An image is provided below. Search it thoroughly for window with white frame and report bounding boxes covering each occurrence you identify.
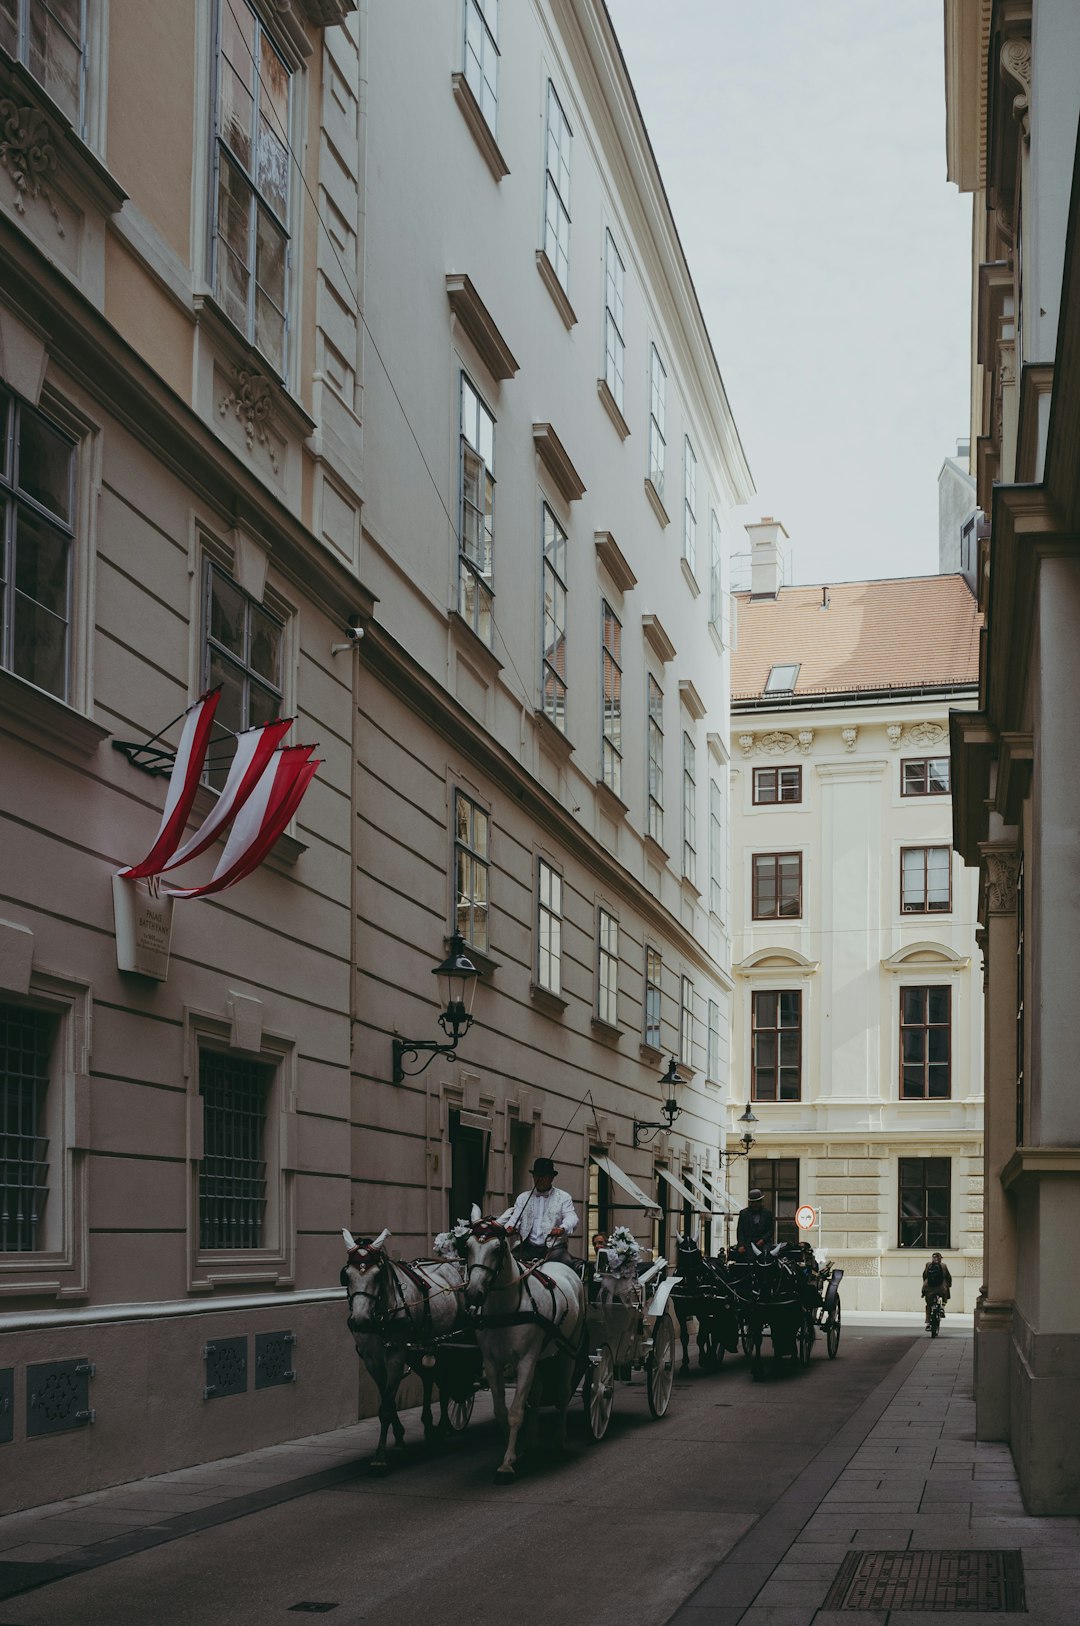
[707,999,720,1082]
[203,562,284,790]
[212,0,292,375]
[537,859,562,994]
[683,438,697,573]
[0,1002,57,1252]
[198,1048,275,1250]
[648,344,666,496]
[454,790,490,952]
[603,230,625,411]
[541,504,567,733]
[601,599,622,798]
[0,0,86,131]
[644,947,662,1050]
[682,731,697,884]
[543,81,572,290]
[597,908,618,1026]
[709,511,722,630]
[458,373,495,646]
[680,974,694,1068]
[647,675,664,845]
[901,846,952,914]
[709,778,722,916]
[462,0,498,132]
[0,387,76,703]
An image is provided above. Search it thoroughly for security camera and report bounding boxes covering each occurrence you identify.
[331,624,365,656]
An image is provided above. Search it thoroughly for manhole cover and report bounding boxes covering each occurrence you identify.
[824,1550,1025,1612]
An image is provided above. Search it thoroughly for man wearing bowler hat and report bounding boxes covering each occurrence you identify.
[497,1157,579,1264]
[735,1187,776,1254]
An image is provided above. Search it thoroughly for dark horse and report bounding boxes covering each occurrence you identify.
[734,1242,818,1381]
[670,1235,741,1373]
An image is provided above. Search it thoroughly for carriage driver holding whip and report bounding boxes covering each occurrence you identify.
[497,1157,579,1265]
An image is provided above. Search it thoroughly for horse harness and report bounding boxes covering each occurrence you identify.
[342,1243,457,1343]
[466,1222,582,1361]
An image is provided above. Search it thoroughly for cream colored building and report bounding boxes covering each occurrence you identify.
[0,0,750,1510]
[728,526,983,1311]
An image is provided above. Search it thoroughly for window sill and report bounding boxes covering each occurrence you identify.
[444,937,500,978]
[0,51,128,217]
[681,874,702,900]
[709,621,725,658]
[530,982,567,1017]
[644,477,670,528]
[448,609,503,673]
[639,1041,664,1066]
[595,778,629,821]
[643,834,669,867]
[535,709,574,761]
[194,295,317,441]
[450,73,509,182]
[535,249,577,330]
[597,377,631,440]
[591,1016,623,1045]
[0,669,109,757]
[681,557,701,598]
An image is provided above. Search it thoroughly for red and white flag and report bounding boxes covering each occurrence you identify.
[118,690,221,881]
[156,716,294,873]
[162,746,320,900]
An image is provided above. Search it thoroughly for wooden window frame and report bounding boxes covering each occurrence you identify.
[901,845,952,913]
[748,1156,800,1246]
[752,765,802,805]
[751,851,803,919]
[751,989,802,1102]
[901,757,951,797]
[898,1156,951,1250]
[899,984,951,1100]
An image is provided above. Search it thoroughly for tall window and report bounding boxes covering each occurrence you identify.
[454,790,489,952]
[458,374,495,646]
[0,0,86,129]
[680,974,694,1067]
[603,230,625,412]
[900,986,951,1099]
[587,1153,610,1241]
[199,1050,273,1250]
[751,990,801,1101]
[1016,855,1025,1146]
[752,852,802,919]
[0,388,75,703]
[749,1157,799,1246]
[213,0,291,374]
[709,510,722,629]
[647,676,664,844]
[682,732,697,883]
[899,1157,951,1249]
[204,563,284,790]
[463,0,498,132]
[902,757,951,796]
[601,600,622,798]
[644,947,662,1050]
[543,81,572,290]
[901,846,951,913]
[753,766,802,805]
[449,1108,490,1228]
[707,999,720,1082]
[597,909,618,1026]
[683,438,697,573]
[709,779,722,916]
[0,1003,55,1252]
[537,860,562,994]
[541,504,567,732]
[648,344,666,496]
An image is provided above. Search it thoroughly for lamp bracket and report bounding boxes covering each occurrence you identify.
[392,1038,462,1084]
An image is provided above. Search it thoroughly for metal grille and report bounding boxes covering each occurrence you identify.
[204,1336,248,1399]
[824,1550,1025,1612]
[26,1358,94,1436]
[0,1366,12,1445]
[199,1051,271,1250]
[0,1005,54,1252]
[254,1331,296,1389]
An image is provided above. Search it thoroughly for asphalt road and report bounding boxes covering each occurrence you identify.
[1,1327,919,1626]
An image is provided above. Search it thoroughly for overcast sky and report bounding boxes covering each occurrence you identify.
[607,0,974,587]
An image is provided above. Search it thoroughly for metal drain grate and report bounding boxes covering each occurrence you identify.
[824,1549,1025,1612]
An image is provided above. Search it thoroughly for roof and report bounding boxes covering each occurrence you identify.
[731,575,981,703]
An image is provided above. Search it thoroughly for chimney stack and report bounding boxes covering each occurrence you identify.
[745,516,788,600]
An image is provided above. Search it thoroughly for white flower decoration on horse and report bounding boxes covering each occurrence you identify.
[432,1218,472,1262]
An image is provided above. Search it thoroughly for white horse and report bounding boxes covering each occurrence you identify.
[461,1206,586,1483]
[340,1227,465,1473]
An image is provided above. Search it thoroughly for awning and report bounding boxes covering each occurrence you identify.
[590,1152,661,1214]
[694,1169,739,1216]
[656,1166,711,1214]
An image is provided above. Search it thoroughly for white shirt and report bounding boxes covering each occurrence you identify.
[497,1186,579,1246]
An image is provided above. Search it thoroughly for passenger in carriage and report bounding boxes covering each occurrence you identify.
[735,1188,776,1254]
[497,1157,579,1264]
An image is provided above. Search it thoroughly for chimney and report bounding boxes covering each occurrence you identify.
[745,516,788,600]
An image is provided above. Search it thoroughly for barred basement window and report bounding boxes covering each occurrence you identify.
[0,1005,55,1253]
[199,1050,273,1250]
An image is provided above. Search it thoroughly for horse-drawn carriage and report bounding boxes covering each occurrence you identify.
[729,1242,843,1380]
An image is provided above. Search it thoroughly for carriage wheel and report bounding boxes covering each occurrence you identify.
[826,1301,841,1359]
[647,1315,676,1419]
[739,1318,753,1357]
[797,1312,815,1366]
[583,1345,615,1441]
[444,1392,474,1432]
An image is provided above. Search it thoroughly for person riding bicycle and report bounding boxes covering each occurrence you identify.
[921,1252,952,1327]
[497,1157,578,1264]
[735,1188,776,1254]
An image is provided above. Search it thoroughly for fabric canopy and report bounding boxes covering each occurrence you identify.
[692,1168,739,1216]
[656,1166,711,1214]
[590,1152,660,1214]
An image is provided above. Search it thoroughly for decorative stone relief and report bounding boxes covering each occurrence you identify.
[998,341,1016,388]
[738,733,754,758]
[219,365,279,471]
[759,730,797,756]
[886,724,903,750]
[841,726,858,752]
[797,729,814,755]
[0,100,63,233]
[985,851,1020,914]
[905,721,947,748]
[1001,38,1031,120]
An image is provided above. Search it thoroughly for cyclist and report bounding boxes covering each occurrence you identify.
[921,1252,952,1328]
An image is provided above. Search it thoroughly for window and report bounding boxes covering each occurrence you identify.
[648,344,666,496]
[709,511,722,630]
[899,1157,951,1249]
[603,230,625,412]
[458,374,495,646]
[1016,855,1025,1146]
[682,731,697,883]
[0,388,75,702]
[680,975,694,1068]
[0,0,86,129]
[453,790,489,952]
[212,0,292,374]
[601,600,622,798]
[203,563,284,790]
[0,1003,56,1252]
[597,909,618,1026]
[541,504,567,732]
[707,999,720,1082]
[751,990,801,1101]
[752,852,802,920]
[764,663,799,694]
[587,1153,610,1241]
[543,81,572,290]
[644,947,662,1050]
[653,1169,668,1261]
[753,766,802,805]
[900,986,951,1099]
[902,757,951,797]
[537,859,562,994]
[647,675,664,845]
[449,1107,489,1228]
[683,438,697,573]
[199,1049,274,1250]
[462,0,498,132]
[709,779,722,916]
[749,1157,799,1246]
[901,846,951,913]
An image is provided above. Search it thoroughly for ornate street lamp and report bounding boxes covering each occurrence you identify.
[718,1102,759,1166]
[392,934,479,1082]
[633,1057,684,1147]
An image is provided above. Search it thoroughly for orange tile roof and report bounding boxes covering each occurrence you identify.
[731,575,980,701]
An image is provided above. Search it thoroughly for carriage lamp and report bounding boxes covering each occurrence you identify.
[633,1058,684,1146]
[717,1102,759,1165]
[391,934,479,1081]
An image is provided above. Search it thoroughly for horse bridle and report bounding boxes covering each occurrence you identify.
[464,1220,510,1291]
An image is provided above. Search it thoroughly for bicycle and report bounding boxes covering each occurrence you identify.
[927,1293,944,1337]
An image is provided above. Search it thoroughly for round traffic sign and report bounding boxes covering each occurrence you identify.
[795,1204,817,1230]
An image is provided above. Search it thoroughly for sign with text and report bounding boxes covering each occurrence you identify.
[112,875,174,980]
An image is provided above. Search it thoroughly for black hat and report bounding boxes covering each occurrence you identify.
[530,1157,557,1177]
[748,1188,764,1202]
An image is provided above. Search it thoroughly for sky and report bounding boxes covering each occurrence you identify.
[607,0,974,587]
